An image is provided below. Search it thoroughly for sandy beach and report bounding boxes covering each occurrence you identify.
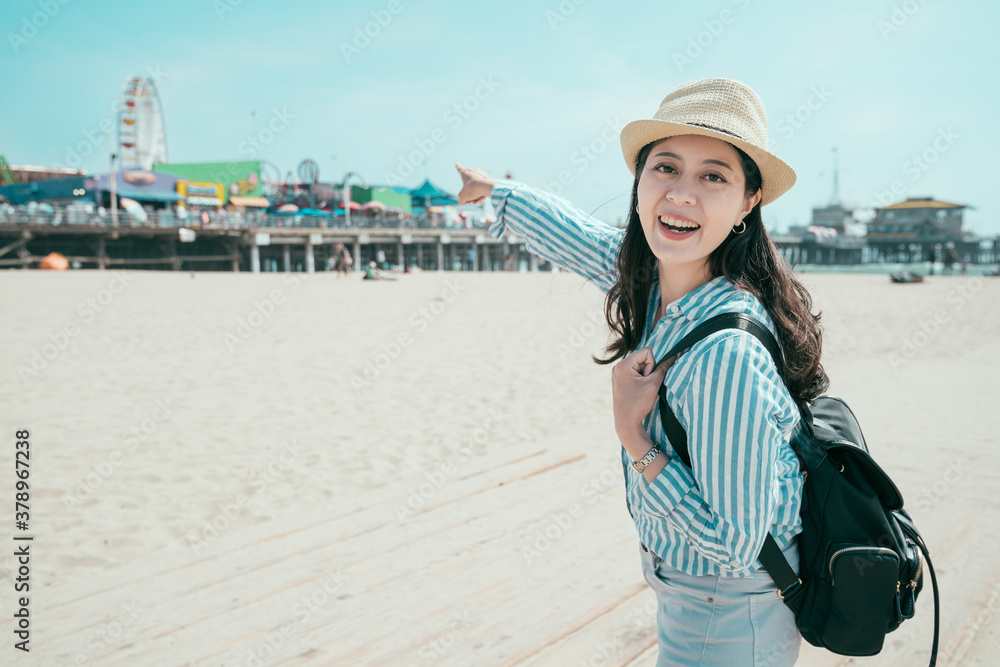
[0,267,997,666]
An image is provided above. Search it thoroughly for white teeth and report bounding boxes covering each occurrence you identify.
[659,215,700,229]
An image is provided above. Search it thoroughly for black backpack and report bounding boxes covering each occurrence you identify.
[650,312,940,664]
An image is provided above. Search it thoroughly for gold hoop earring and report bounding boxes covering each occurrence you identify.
[732,220,747,235]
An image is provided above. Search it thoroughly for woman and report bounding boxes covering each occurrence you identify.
[455,78,828,666]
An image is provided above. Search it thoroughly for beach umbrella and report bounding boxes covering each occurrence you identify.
[277,204,299,213]
[362,201,387,211]
[299,208,332,217]
[38,252,69,270]
[337,200,363,211]
[119,197,148,224]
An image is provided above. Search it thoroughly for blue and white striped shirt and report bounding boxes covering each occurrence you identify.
[489,180,804,577]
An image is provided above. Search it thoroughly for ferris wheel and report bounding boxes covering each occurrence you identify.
[117,76,168,170]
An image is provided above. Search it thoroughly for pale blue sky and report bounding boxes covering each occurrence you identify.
[2,0,997,234]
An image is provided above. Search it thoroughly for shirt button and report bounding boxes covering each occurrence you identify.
[667,305,681,317]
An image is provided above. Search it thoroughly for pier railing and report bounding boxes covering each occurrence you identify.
[0,208,491,231]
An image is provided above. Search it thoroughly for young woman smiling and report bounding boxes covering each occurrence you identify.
[456,77,828,666]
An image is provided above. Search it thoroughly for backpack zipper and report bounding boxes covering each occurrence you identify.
[828,545,898,584]
[908,544,923,588]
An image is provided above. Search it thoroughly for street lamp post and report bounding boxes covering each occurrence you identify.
[110,151,119,228]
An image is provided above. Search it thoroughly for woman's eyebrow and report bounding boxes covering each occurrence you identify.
[652,151,734,172]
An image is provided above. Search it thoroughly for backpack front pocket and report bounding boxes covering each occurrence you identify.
[822,543,900,655]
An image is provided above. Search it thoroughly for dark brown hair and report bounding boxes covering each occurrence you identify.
[592,138,829,405]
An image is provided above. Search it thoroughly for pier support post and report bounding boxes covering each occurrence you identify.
[397,239,404,271]
[437,241,444,272]
[416,243,423,269]
[530,252,538,272]
[352,240,360,273]
[96,237,108,271]
[250,243,261,274]
[229,239,240,272]
[283,246,291,273]
[305,240,315,274]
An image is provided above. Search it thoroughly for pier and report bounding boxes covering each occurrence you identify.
[2,220,997,273]
[0,223,543,273]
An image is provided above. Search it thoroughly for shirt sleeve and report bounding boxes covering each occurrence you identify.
[635,331,801,574]
[489,180,624,294]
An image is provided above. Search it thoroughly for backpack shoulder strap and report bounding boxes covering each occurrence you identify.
[654,312,785,467]
[655,312,800,595]
[655,311,785,376]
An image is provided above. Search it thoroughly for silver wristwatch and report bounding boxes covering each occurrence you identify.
[631,445,662,473]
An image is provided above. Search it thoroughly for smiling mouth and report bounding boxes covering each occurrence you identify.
[658,215,701,233]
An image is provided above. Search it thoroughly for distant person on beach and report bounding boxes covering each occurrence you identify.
[944,243,958,274]
[456,78,828,666]
[363,260,396,281]
[338,245,353,277]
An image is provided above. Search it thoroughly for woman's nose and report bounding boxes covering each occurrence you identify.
[665,175,697,206]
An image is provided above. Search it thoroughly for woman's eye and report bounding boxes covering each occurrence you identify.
[654,164,676,173]
[705,173,726,182]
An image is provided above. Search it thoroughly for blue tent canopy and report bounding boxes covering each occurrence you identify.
[409,179,457,206]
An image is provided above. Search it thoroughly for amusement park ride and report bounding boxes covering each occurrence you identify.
[116,75,168,171]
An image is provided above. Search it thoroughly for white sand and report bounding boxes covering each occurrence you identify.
[0,268,997,665]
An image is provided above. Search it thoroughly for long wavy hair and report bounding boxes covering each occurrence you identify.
[592,139,829,405]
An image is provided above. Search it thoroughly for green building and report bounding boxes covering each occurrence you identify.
[350,185,411,214]
[154,161,263,204]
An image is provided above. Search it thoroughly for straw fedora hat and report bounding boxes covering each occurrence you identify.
[619,77,796,206]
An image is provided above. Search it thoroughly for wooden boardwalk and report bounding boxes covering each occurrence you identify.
[35,439,668,666]
[26,432,988,666]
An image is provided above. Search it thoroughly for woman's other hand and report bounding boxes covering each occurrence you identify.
[455,162,498,205]
[611,347,676,438]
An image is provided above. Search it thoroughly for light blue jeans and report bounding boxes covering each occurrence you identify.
[638,539,802,666]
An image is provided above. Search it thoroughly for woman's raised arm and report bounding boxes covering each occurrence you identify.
[455,162,623,294]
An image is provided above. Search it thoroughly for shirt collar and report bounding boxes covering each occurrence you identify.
[649,274,730,327]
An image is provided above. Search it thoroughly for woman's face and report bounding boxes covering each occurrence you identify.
[636,134,761,272]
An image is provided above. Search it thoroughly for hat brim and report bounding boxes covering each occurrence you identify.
[620,119,796,206]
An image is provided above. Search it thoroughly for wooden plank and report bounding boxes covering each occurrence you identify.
[38,447,613,665]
